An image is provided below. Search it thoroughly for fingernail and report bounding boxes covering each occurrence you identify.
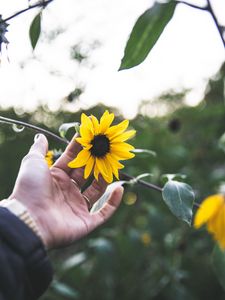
[106,181,125,193]
[34,133,41,142]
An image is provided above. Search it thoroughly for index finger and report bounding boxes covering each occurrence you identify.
[53,134,82,174]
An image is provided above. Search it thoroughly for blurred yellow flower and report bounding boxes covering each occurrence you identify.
[68,110,136,183]
[45,150,54,167]
[45,150,62,167]
[194,194,225,249]
[140,232,151,246]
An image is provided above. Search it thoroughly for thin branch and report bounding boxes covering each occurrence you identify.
[177,0,224,48]
[119,172,163,193]
[206,0,225,48]
[2,0,54,23]
[0,116,69,145]
[176,1,208,11]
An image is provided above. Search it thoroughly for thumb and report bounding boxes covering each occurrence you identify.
[91,185,124,229]
[29,134,48,157]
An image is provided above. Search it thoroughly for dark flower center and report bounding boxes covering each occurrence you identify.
[91,134,110,157]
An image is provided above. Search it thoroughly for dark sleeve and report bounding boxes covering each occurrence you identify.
[0,208,53,300]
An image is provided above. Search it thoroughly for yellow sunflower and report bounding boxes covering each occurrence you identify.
[194,194,225,249]
[45,150,62,167]
[68,110,136,183]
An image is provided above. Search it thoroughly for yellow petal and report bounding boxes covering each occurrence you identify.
[45,150,54,167]
[81,113,94,133]
[84,156,95,179]
[95,157,108,177]
[111,151,135,161]
[103,158,113,183]
[75,137,92,149]
[110,142,135,160]
[207,207,225,249]
[99,110,115,134]
[68,149,90,168]
[111,142,134,152]
[94,163,100,181]
[106,153,124,180]
[106,119,129,139]
[91,115,100,134]
[96,157,112,183]
[110,130,136,143]
[218,208,225,249]
[106,153,124,169]
[80,124,94,141]
[80,113,94,140]
[214,206,225,249]
[194,194,224,229]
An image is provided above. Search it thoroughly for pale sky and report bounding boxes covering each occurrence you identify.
[0,0,224,118]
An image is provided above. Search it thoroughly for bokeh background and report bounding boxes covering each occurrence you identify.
[0,0,225,299]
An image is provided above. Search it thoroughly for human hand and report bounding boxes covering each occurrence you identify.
[8,134,123,249]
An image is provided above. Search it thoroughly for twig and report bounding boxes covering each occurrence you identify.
[0,116,68,145]
[177,0,224,48]
[206,0,225,47]
[1,0,54,23]
[119,172,163,193]
[176,1,208,11]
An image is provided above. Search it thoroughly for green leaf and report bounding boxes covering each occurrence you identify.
[218,132,225,153]
[162,180,194,225]
[212,245,225,291]
[161,173,187,184]
[59,122,80,138]
[119,1,176,70]
[52,280,79,299]
[29,12,42,50]
[62,252,86,271]
[126,173,153,186]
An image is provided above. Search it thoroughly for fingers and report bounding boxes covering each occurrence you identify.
[90,185,124,229]
[21,134,48,167]
[29,134,48,156]
[53,133,82,174]
[82,175,108,207]
[70,168,87,188]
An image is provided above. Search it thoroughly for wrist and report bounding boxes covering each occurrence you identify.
[0,199,47,248]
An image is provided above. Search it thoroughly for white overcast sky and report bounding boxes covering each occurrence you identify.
[0,0,224,118]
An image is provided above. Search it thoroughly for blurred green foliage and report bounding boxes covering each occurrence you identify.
[0,64,225,299]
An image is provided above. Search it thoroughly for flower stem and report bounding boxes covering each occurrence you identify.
[119,172,162,193]
[176,1,208,11]
[177,0,225,48]
[206,0,225,48]
[1,0,54,23]
[0,116,69,145]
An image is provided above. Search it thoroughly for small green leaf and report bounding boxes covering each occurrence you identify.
[162,180,194,225]
[127,173,153,186]
[59,122,80,138]
[161,173,187,184]
[218,132,225,153]
[62,252,86,271]
[119,1,176,70]
[132,148,156,157]
[29,12,41,50]
[212,245,225,291]
[52,280,79,299]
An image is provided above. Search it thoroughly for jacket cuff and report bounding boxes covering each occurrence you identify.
[0,207,53,299]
